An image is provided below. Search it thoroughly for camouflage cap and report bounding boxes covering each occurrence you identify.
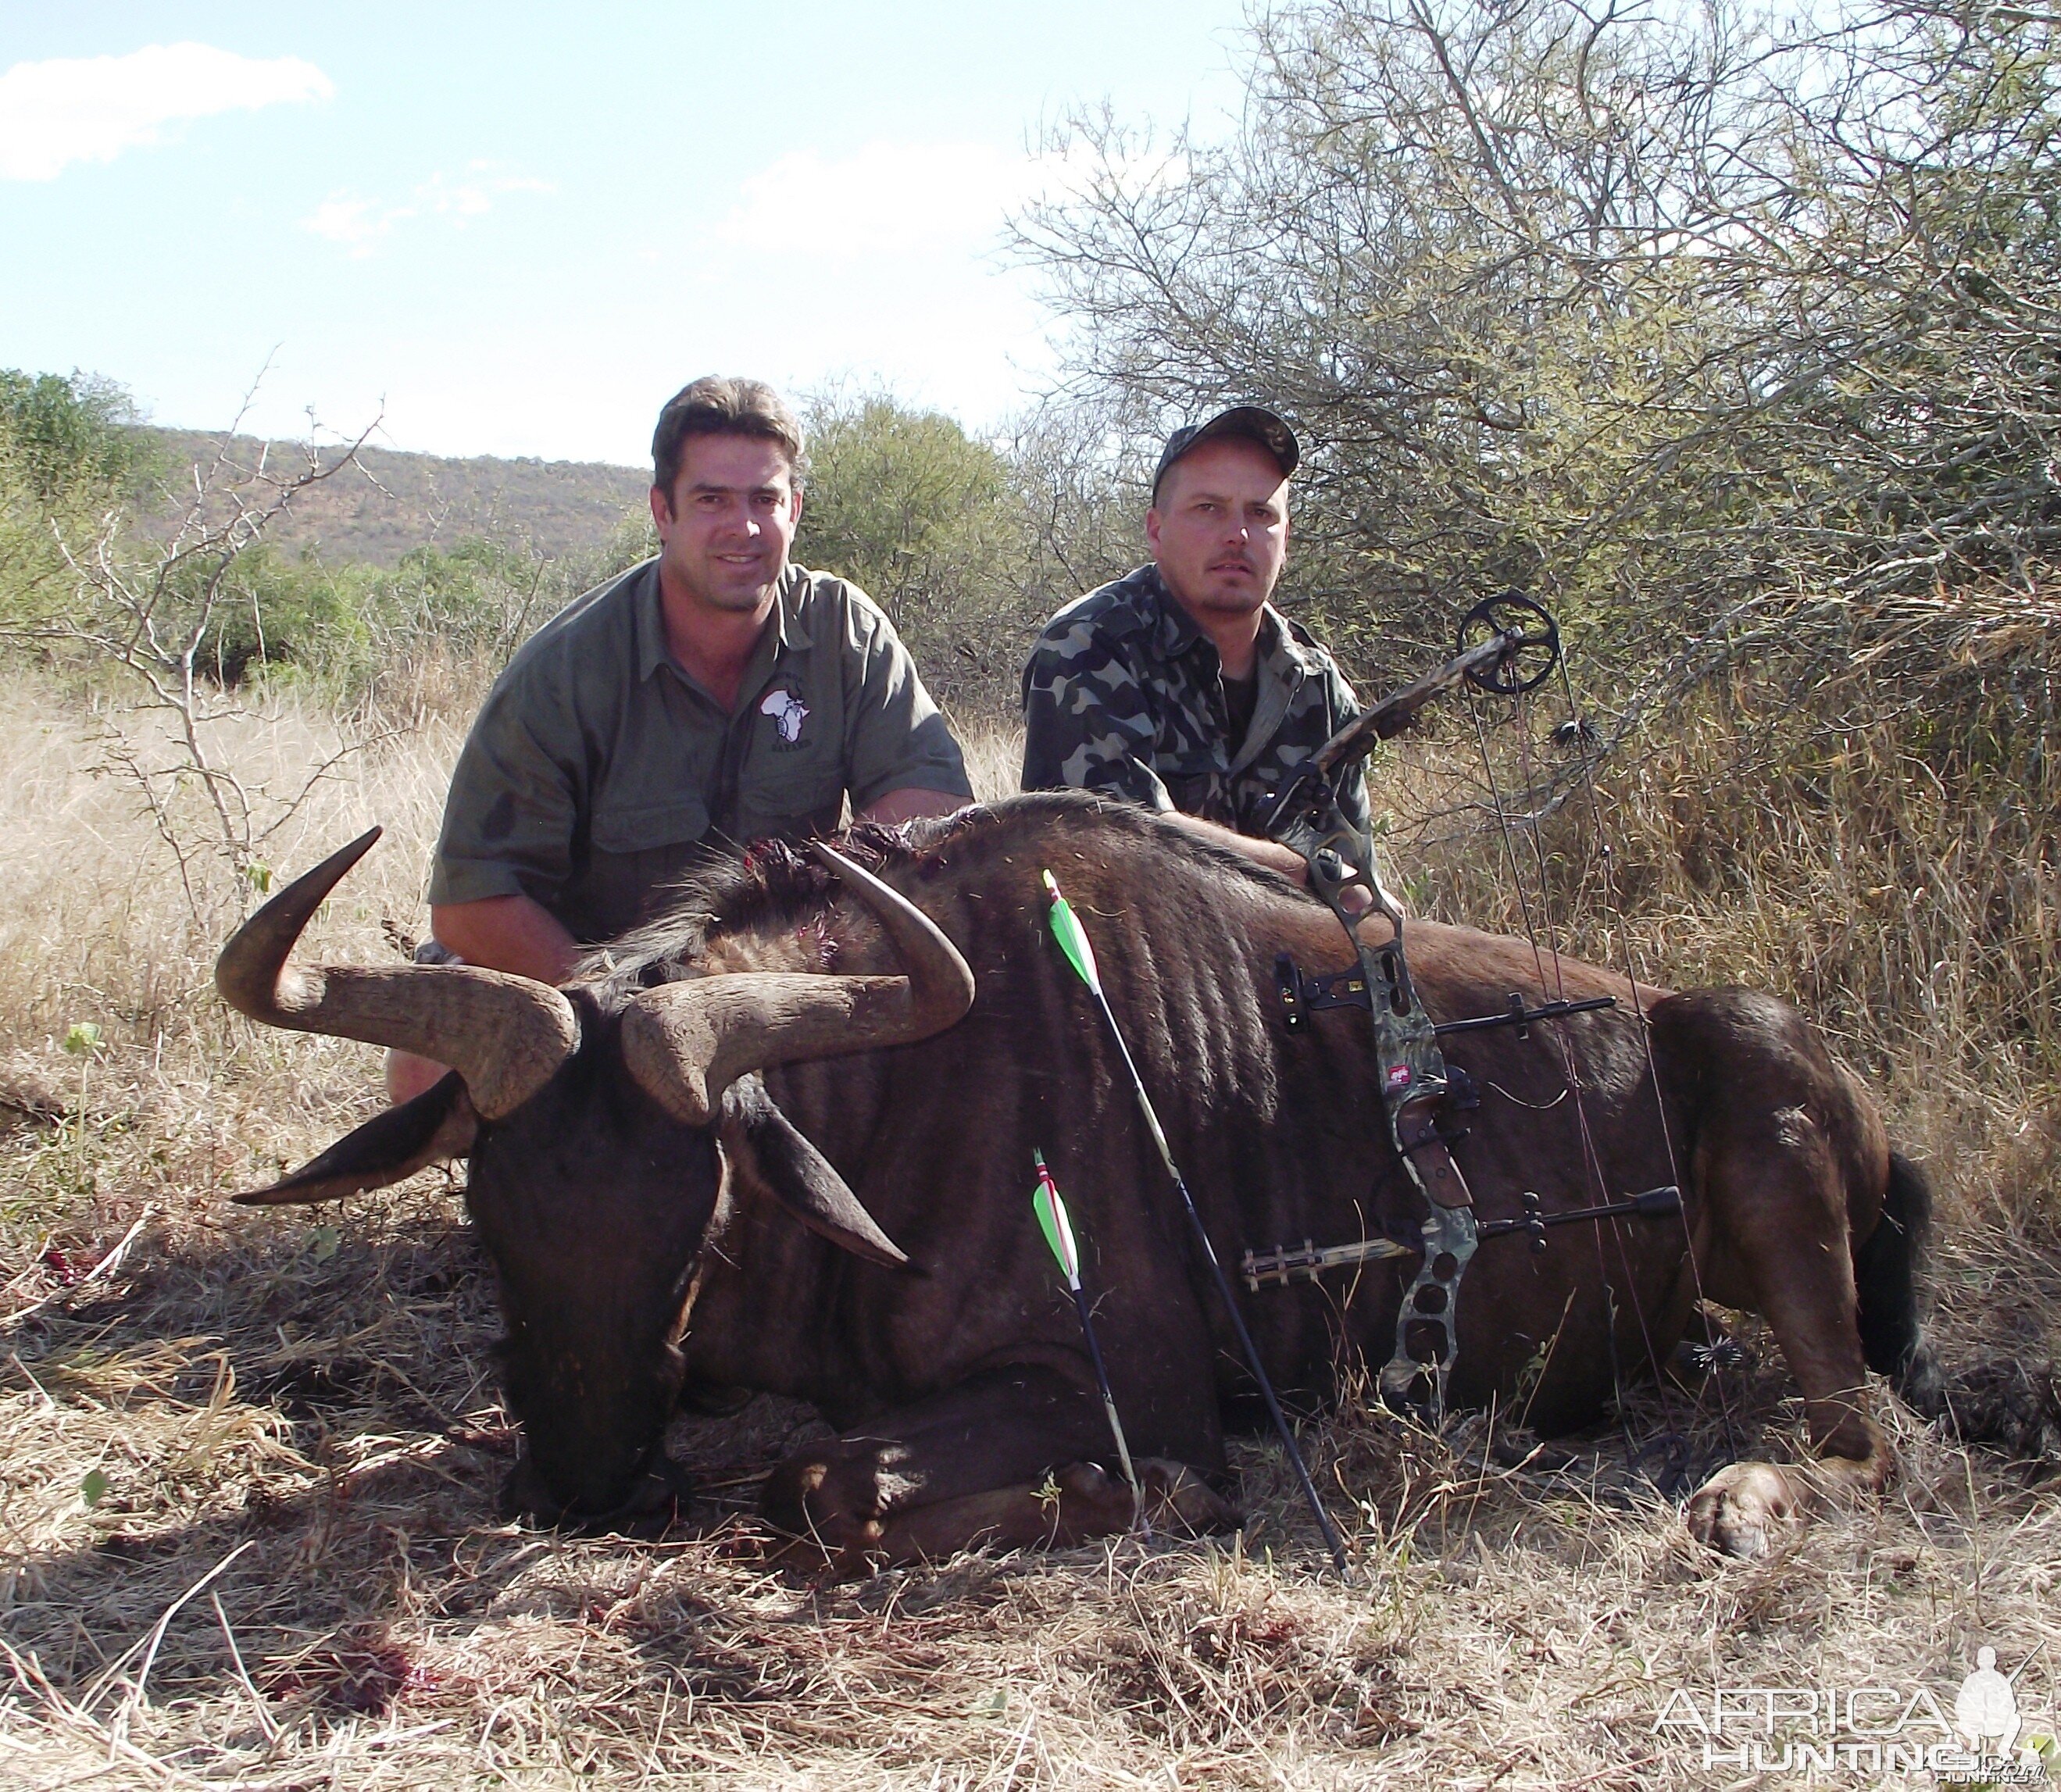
[1151,405,1299,501]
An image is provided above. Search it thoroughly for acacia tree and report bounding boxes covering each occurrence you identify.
[797,392,1052,712]
[999,387,1156,616]
[1,379,384,923]
[0,371,153,626]
[1016,0,2061,691]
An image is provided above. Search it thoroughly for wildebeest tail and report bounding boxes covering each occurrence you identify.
[1854,1150,1946,1417]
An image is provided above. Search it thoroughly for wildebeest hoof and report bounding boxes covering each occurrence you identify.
[1134,1459,1241,1535]
[498,1450,695,1532]
[1685,1462,1801,1558]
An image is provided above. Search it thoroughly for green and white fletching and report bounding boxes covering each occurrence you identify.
[1041,870,1102,994]
[1031,1150,1081,1287]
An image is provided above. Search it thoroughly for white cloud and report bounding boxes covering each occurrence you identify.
[719,142,1020,256]
[302,193,382,248]
[301,162,555,257]
[416,164,555,220]
[671,137,1186,429]
[715,138,1184,261]
[0,42,332,181]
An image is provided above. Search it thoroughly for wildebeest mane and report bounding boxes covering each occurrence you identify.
[579,791,1300,991]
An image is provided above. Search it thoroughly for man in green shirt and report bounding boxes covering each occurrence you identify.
[388,375,972,1101]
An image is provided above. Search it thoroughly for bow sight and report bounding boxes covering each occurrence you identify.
[1262,594,1672,1421]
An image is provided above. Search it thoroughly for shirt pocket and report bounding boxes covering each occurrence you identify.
[589,794,711,855]
[736,761,846,840]
[577,795,713,939]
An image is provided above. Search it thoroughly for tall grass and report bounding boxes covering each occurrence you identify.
[1381,608,2060,1238]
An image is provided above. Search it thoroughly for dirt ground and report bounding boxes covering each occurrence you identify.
[2,674,2056,1788]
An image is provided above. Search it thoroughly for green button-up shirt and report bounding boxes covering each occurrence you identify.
[429,557,972,941]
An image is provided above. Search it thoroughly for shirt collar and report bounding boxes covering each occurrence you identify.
[1140,563,1307,680]
[1258,607,1321,681]
[636,559,813,683]
[1141,566,1205,660]
[770,562,814,651]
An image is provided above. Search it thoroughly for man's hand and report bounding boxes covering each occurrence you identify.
[385,894,584,1105]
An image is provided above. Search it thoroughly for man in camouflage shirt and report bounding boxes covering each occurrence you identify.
[1021,405,1370,885]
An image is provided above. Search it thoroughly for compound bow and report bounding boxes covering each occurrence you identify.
[1262,594,1683,1421]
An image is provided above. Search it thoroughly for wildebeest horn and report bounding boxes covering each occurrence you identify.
[215,826,580,1121]
[619,841,975,1126]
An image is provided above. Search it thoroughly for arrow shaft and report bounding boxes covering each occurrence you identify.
[1078,975,1352,1579]
[1036,1147,1143,1529]
[1069,1281,1142,1515]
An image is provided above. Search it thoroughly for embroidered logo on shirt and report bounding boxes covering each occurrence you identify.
[759,686,810,747]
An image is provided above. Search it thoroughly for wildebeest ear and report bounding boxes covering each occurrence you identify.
[234,1073,478,1206]
[721,1081,911,1270]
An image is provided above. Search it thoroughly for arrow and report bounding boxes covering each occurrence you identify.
[1042,870,1102,992]
[1032,1150,1146,1532]
[1041,869,1353,1580]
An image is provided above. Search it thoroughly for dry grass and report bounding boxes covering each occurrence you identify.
[2,662,2056,1789]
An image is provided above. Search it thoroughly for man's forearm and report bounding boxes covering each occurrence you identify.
[430,893,583,985]
[1159,810,1390,915]
[1159,810,1312,884]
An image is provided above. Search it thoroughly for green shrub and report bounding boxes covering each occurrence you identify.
[798,393,1048,712]
[0,370,159,634]
[0,369,150,509]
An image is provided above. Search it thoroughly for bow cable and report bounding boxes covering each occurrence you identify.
[1464,680,1677,1462]
[1544,649,1741,1465]
[1459,630,1741,1475]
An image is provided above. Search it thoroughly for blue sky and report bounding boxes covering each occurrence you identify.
[0,2,1250,464]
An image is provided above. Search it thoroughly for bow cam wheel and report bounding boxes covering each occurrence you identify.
[1457,592,1560,695]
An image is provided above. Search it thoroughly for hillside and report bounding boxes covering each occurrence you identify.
[134,428,650,566]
